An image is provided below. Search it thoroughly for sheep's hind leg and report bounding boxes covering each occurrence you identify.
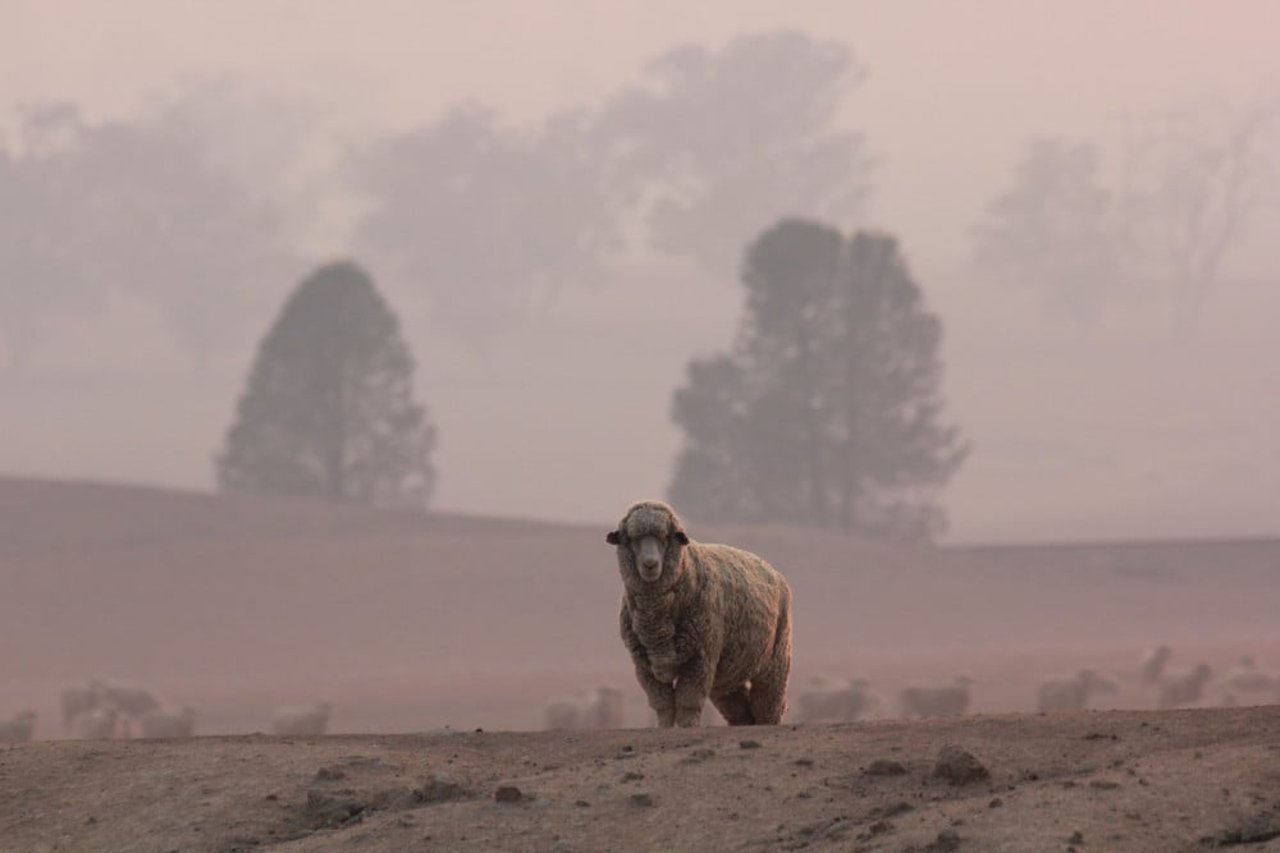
[710,685,755,726]
[746,641,792,725]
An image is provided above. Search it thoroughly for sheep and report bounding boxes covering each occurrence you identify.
[797,677,883,724]
[60,683,101,732]
[608,500,792,728]
[1214,656,1277,707]
[139,707,197,739]
[0,710,37,742]
[1036,669,1117,713]
[75,707,118,740]
[898,677,972,718]
[272,702,332,736]
[1157,663,1213,710]
[1138,645,1173,684]
[543,687,625,730]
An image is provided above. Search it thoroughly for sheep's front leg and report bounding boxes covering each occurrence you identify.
[633,658,677,726]
[673,653,716,727]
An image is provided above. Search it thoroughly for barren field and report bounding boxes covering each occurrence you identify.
[2,477,1279,850]
[5,706,1280,852]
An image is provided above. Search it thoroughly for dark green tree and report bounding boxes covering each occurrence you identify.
[669,219,966,540]
[216,261,436,509]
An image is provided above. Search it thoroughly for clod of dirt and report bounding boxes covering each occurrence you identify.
[794,758,814,767]
[630,792,654,807]
[622,771,645,782]
[314,766,346,782]
[739,739,762,749]
[1089,780,1120,790]
[370,786,423,811]
[494,786,523,803]
[419,774,469,803]
[988,798,1003,808]
[865,759,907,777]
[683,748,716,764]
[1068,830,1084,844]
[932,746,990,786]
[304,789,367,828]
[926,827,963,851]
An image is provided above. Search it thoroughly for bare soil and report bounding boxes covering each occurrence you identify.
[5,706,1280,852]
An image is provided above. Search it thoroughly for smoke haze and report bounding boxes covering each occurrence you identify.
[3,0,1279,542]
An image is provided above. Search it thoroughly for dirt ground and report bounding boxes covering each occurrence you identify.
[4,705,1280,853]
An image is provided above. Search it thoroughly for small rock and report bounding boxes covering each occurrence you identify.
[1069,830,1084,844]
[494,786,523,803]
[867,819,893,836]
[739,739,762,749]
[622,771,645,782]
[419,774,467,803]
[1089,780,1120,790]
[263,793,279,802]
[683,748,716,764]
[865,759,907,777]
[85,816,97,825]
[370,786,422,811]
[933,745,990,785]
[314,766,346,782]
[575,800,590,808]
[927,827,962,851]
[794,758,814,767]
[630,792,654,807]
[988,797,1003,808]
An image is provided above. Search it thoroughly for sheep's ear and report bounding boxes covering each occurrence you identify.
[606,530,622,545]
[673,530,690,545]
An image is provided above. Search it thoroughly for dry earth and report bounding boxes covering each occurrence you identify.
[3,478,1280,851]
[5,706,1280,852]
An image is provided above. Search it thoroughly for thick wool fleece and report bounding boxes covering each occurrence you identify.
[608,500,792,727]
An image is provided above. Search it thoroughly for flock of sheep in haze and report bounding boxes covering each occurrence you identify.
[1,646,1276,742]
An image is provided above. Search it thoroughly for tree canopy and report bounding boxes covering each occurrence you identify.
[669,219,966,540]
[216,261,436,509]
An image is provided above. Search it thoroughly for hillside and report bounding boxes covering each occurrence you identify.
[2,477,1279,738]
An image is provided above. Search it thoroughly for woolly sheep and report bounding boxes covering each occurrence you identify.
[608,500,793,728]
[898,677,972,718]
[76,707,118,740]
[543,686,625,730]
[1214,656,1277,706]
[1157,663,1213,710]
[1138,645,1173,684]
[272,702,332,736]
[0,710,36,743]
[139,707,197,739]
[797,677,883,724]
[60,683,101,732]
[1036,669,1116,713]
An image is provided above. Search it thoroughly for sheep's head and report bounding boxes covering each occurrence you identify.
[606,500,690,586]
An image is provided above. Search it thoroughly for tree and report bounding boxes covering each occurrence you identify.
[351,105,624,352]
[598,30,872,274]
[668,220,966,541]
[972,138,1126,332]
[1120,97,1280,339]
[216,261,436,509]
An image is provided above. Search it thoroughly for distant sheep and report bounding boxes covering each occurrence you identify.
[544,687,625,730]
[60,683,101,732]
[139,707,197,739]
[76,707,118,740]
[609,500,792,727]
[0,710,37,743]
[272,702,331,736]
[1214,657,1276,707]
[899,677,972,718]
[1157,663,1213,710]
[1138,645,1173,684]
[797,677,883,724]
[1036,669,1117,713]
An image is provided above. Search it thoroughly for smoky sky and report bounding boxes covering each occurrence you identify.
[2,1,1278,542]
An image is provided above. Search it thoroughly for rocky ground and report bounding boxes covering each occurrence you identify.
[4,705,1280,853]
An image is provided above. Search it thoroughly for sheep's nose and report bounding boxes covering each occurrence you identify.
[642,557,660,571]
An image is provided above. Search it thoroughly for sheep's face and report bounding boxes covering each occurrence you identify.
[606,501,690,586]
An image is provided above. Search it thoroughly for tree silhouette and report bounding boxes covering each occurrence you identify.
[669,220,966,540]
[972,138,1125,333]
[217,261,436,509]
